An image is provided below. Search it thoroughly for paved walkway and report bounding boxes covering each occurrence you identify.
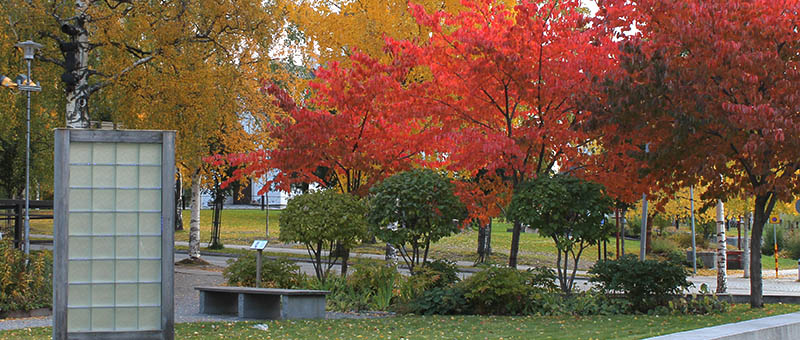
[0,269,235,331]
[176,241,800,296]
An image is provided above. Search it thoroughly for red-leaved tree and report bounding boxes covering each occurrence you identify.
[391,0,620,267]
[214,52,438,197]
[593,0,800,308]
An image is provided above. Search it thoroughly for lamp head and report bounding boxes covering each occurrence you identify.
[15,40,43,60]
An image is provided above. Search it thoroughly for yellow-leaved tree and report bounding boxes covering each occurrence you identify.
[2,0,290,259]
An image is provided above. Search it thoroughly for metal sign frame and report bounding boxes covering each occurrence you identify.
[53,129,175,340]
[250,240,268,250]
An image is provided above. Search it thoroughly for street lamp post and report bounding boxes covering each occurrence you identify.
[15,40,42,258]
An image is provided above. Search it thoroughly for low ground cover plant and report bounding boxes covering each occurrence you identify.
[222,246,719,317]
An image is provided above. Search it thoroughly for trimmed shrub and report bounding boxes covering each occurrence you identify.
[458,266,556,315]
[280,190,369,283]
[368,169,467,274]
[422,260,460,287]
[590,255,691,312]
[223,255,308,288]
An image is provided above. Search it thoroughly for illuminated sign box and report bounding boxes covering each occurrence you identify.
[53,129,175,340]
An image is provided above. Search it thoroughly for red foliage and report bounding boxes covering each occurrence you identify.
[396,0,619,185]
[597,0,800,202]
[213,49,443,196]
[592,0,800,305]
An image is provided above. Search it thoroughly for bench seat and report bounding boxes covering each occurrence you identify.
[195,286,329,320]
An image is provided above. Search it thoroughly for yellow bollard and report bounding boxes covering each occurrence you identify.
[775,243,779,279]
[774,224,779,279]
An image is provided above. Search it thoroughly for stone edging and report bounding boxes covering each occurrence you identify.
[0,307,51,319]
[645,311,800,340]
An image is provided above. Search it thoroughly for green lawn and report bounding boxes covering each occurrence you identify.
[174,209,281,245]
[171,210,641,268]
[28,209,796,269]
[2,304,798,340]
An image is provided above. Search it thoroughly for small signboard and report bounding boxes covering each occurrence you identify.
[769,216,781,224]
[250,240,268,250]
[795,199,800,214]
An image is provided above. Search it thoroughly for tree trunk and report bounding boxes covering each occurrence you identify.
[315,241,324,283]
[744,213,751,278]
[486,219,492,255]
[716,199,727,294]
[63,0,91,128]
[645,214,653,254]
[189,170,202,259]
[477,221,486,263]
[340,248,349,278]
[750,194,777,308]
[509,220,522,268]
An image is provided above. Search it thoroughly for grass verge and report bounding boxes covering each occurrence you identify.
[28,209,798,270]
[2,304,798,340]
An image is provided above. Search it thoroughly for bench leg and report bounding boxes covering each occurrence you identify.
[280,295,326,320]
[238,294,281,319]
[199,291,238,315]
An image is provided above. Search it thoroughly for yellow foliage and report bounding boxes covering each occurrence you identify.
[287,0,465,64]
[2,0,291,187]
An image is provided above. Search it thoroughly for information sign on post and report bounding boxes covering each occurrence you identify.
[250,240,268,250]
[251,240,269,288]
[53,129,175,340]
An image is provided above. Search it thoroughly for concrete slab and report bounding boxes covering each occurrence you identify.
[646,311,800,340]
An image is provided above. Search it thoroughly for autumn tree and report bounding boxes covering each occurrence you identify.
[595,0,800,307]
[0,7,66,199]
[286,0,467,64]
[217,48,439,197]
[212,47,443,271]
[390,0,619,267]
[3,0,290,260]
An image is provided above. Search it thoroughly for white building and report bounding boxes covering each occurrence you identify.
[199,170,294,208]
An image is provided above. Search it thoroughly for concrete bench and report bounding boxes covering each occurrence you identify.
[196,286,329,320]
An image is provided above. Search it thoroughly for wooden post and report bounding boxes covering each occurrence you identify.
[615,209,620,258]
[13,203,21,249]
[256,249,263,288]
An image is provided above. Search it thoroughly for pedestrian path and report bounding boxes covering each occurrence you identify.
[175,241,800,296]
[35,236,800,296]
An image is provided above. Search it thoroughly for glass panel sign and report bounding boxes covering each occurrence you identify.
[54,129,174,340]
